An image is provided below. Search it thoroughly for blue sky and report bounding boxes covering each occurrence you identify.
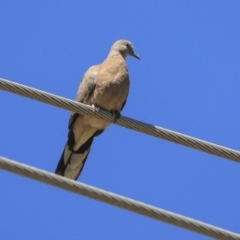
[0,1,240,239]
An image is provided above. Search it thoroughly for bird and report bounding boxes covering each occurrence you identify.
[55,40,140,180]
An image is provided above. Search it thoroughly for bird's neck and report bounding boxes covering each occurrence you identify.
[107,51,126,60]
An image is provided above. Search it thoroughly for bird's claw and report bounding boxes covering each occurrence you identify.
[111,111,121,123]
[92,104,100,114]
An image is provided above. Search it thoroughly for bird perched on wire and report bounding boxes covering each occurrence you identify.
[55,40,140,180]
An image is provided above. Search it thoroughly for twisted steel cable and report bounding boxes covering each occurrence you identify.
[0,156,240,240]
[1,77,240,162]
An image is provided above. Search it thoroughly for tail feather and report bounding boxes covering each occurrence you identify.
[55,136,94,180]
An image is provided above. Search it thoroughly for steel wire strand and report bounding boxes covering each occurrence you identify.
[0,156,240,240]
[1,77,240,163]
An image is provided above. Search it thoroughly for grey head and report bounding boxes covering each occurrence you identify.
[108,40,140,60]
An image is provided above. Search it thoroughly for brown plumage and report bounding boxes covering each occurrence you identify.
[55,40,140,180]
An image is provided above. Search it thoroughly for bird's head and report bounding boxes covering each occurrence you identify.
[109,40,140,60]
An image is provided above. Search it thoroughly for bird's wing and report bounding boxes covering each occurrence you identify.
[55,65,101,180]
[76,65,100,103]
[69,65,100,128]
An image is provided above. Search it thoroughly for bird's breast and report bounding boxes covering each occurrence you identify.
[90,64,130,112]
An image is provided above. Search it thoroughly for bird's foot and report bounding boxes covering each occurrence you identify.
[111,111,121,123]
[91,104,100,114]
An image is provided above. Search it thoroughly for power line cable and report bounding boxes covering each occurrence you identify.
[0,156,239,240]
[1,77,240,163]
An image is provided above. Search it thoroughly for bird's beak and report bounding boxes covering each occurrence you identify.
[132,52,140,60]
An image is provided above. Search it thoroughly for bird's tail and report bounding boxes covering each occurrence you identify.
[55,136,94,180]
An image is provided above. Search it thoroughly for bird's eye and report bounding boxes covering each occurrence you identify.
[126,43,133,52]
